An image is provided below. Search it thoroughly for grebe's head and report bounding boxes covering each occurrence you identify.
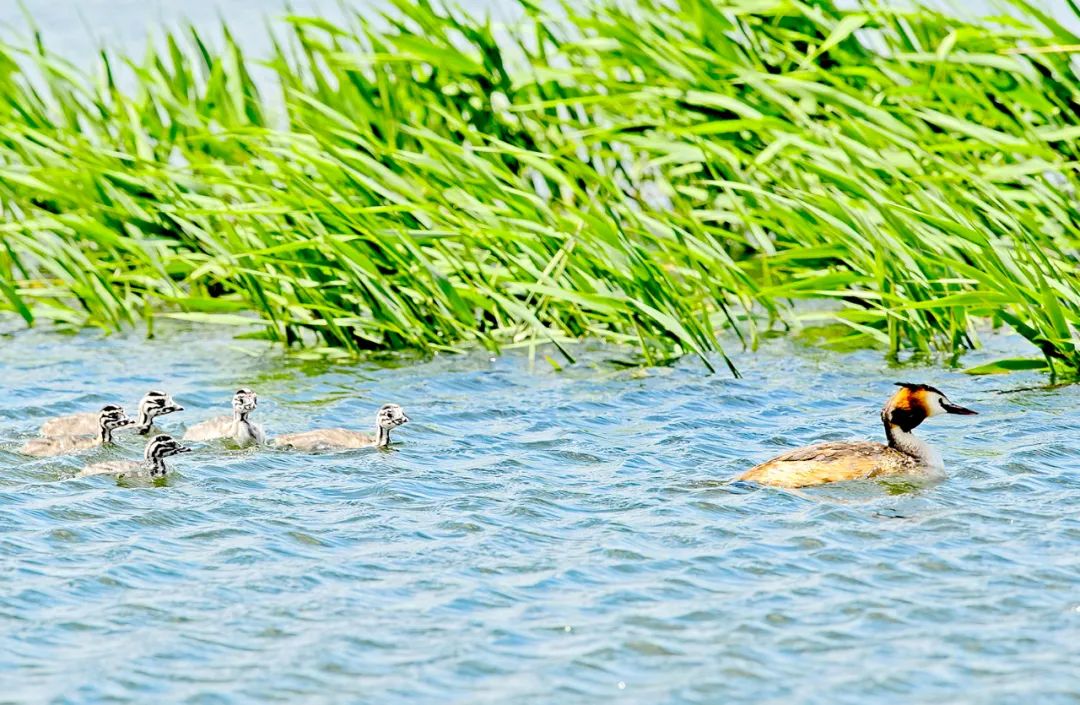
[884,382,977,431]
[98,404,134,432]
[232,388,258,414]
[140,390,184,419]
[376,403,410,430]
[143,434,192,462]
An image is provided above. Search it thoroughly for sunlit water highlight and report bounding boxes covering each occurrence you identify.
[1,327,1078,703]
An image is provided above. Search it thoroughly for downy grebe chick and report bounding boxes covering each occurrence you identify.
[40,390,183,437]
[80,434,191,479]
[183,388,265,446]
[273,403,409,452]
[21,405,134,457]
[738,383,977,488]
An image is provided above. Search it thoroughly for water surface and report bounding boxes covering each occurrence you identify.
[5,0,1079,63]
[0,327,1077,703]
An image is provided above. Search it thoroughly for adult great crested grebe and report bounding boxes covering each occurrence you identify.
[738,383,977,488]
[183,388,265,446]
[40,390,183,437]
[273,403,409,452]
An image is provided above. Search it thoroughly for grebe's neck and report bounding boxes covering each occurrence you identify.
[140,454,168,477]
[374,425,391,448]
[149,457,168,476]
[883,416,941,468]
[100,425,112,444]
[231,410,263,444]
[134,411,154,435]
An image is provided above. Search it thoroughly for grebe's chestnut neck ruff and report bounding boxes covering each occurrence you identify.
[881,382,976,465]
[738,383,977,489]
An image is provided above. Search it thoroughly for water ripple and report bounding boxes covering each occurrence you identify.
[0,328,1077,702]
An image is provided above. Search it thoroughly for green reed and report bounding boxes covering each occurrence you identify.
[0,0,1076,376]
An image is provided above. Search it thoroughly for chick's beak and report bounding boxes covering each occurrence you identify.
[942,401,978,415]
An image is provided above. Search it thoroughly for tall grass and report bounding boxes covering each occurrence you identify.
[0,0,1077,376]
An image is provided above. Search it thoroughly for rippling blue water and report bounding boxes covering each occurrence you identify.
[1,327,1078,703]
